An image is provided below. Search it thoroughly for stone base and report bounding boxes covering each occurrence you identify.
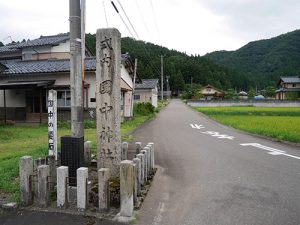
[113,212,136,223]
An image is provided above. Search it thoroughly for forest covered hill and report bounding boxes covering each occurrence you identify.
[205,29,300,88]
[86,34,244,92]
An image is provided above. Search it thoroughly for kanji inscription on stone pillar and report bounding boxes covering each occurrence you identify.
[48,89,57,160]
[96,28,121,177]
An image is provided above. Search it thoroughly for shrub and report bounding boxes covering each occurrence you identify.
[134,102,155,115]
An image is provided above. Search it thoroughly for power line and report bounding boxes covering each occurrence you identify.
[103,0,109,27]
[116,0,140,39]
[148,0,160,38]
[110,0,135,37]
[134,0,151,38]
[109,0,161,76]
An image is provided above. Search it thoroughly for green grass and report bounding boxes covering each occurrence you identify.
[0,112,158,201]
[196,107,300,143]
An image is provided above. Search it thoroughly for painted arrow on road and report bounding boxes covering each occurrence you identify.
[190,124,205,129]
[240,143,300,160]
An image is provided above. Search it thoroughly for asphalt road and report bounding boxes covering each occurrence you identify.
[135,99,300,225]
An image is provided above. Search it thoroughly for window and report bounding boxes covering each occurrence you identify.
[134,94,140,100]
[292,83,296,87]
[57,90,71,107]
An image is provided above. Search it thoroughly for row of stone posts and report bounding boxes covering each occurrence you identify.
[19,141,155,219]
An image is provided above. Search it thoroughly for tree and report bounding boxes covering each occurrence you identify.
[225,88,237,99]
[248,88,256,98]
[0,41,3,47]
[265,86,276,98]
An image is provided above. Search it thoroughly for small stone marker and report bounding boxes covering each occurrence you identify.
[37,165,50,207]
[132,158,141,195]
[46,155,56,190]
[148,142,155,171]
[19,156,33,206]
[121,142,128,160]
[57,166,68,208]
[132,163,137,205]
[120,160,134,217]
[98,168,110,211]
[77,167,88,211]
[96,28,122,177]
[84,141,92,166]
[144,146,151,177]
[136,154,145,186]
[48,89,57,160]
[140,150,148,181]
[34,158,45,170]
[135,142,142,156]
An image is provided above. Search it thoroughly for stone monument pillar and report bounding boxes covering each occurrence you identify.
[48,89,57,160]
[96,28,121,177]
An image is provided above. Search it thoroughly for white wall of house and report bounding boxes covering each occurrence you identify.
[51,41,70,53]
[0,89,26,107]
[134,89,158,108]
[0,64,134,118]
[121,65,133,88]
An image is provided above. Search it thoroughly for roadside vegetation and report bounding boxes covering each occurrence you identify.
[196,107,300,143]
[0,101,168,201]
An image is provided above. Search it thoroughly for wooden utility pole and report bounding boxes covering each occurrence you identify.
[161,55,164,101]
[131,58,137,117]
[69,0,84,138]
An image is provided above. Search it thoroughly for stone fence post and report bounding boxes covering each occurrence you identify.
[77,167,88,211]
[136,153,145,186]
[140,150,148,182]
[135,142,142,156]
[121,142,128,160]
[20,156,33,206]
[148,142,155,170]
[98,168,110,211]
[84,141,92,166]
[37,165,50,207]
[57,166,68,208]
[120,160,134,217]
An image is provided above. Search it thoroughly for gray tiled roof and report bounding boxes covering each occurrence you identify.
[0,57,96,75]
[280,76,300,83]
[0,33,69,53]
[0,54,132,75]
[276,87,300,93]
[135,79,158,89]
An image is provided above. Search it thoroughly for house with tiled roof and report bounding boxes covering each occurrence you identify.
[200,84,225,100]
[0,34,140,122]
[134,79,159,107]
[275,76,300,100]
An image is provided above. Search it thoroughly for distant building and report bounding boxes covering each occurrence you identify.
[238,91,248,100]
[200,85,225,100]
[0,33,140,122]
[275,76,300,100]
[134,79,159,108]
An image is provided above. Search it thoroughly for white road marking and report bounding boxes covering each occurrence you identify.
[240,143,300,160]
[201,131,235,140]
[190,124,205,129]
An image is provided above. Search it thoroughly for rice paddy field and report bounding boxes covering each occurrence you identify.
[195,107,300,143]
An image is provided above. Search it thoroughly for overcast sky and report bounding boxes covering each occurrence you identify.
[0,0,299,55]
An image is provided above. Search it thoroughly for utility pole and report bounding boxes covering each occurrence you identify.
[69,0,84,138]
[166,75,170,99]
[161,55,164,101]
[131,58,137,117]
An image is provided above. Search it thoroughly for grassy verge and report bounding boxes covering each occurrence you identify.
[0,101,169,201]
[196,107,300,143]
